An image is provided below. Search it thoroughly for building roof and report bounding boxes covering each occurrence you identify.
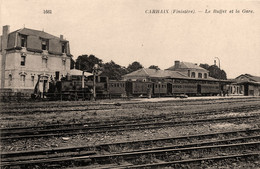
[123,68,189,79]
[235,74,260,83]
[12,27,67,41]
[166,61,207,71]
[69,69,92,77]
[123,68,220,81]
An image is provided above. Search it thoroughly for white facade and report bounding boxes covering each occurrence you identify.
[0,25,71,94]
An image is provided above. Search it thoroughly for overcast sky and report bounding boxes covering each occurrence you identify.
[1,0,259,78]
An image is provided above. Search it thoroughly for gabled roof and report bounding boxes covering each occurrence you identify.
[11,27,67,41]
[166,61,207,71]
[235,74,260,83]
[123,68,189,79]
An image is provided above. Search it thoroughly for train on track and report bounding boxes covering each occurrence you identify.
[44,73,227,101]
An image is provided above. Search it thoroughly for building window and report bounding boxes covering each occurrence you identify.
[20,75,26,87]
[8,75,12,86]
[62,60,66,70]
[191,72,195,78]
[21,55,26,66]
[21,35,27,47]
[204,73,207,78]
[42,58,48,68]
[188,70,191,77]
[31,76,35,87]
[41,39,49,50]
[62,43,66,53]
[198,73,202,78]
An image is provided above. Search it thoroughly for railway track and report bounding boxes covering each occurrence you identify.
[2,106,259,131]
[1,97,259,114]
[1,103,260,129]
[1,128,260,168]
[1,113,260,140]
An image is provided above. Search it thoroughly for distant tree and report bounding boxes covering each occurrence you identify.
[70,57,75,69]
[127,61,143,73]
[199,63,210,70]
[208,65,227,80]
[75,54,103,72]
[199,63,227,80]
[148,65,160,70]
[101,61,128,80]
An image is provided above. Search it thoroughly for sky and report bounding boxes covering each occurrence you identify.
[0,0,259,78]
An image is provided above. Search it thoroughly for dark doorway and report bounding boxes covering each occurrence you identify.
[244,84,248,96]
[197,84,201,94]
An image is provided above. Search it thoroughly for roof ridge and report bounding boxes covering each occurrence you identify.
[143,68,149,76]
[17,27,60,39]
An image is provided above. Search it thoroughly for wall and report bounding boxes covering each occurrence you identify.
[3,49,70,91]
[248,85,260,96]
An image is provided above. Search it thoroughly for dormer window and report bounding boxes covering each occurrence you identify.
[204,73,208,78]
[61,42,66,53]
[41,39,49,50]
[21,35,27,47]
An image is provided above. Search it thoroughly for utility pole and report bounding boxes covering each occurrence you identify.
[214,57,220,69]
[92,64,99,100]
[214,57,222,96]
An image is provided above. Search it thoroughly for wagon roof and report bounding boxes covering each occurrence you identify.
[69,68,92,76]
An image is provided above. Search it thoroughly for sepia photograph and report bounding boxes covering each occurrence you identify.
[0,0,260,168]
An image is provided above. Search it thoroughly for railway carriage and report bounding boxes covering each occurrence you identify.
[108,81,127,97]
[126,81,152,97]
[153,82,168,96]
[167,80,197,96]
[199,82,220,96]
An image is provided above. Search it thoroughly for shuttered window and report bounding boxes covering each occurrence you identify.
[21,56,26,66]
[20,75,26,87]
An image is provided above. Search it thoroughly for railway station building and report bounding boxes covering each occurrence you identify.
[0,25,72,98]
[230,74,260,96]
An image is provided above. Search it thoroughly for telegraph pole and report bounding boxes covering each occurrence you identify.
[214,57,222,96]
[214,57,220,69]
[92,64,99,100]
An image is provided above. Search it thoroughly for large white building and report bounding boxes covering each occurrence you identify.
[0,25,72,95]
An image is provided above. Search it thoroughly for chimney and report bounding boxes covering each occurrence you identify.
[1,25,10,88]
[175,60,180,69]
[60,35,64,40]
[2,25,10,52]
